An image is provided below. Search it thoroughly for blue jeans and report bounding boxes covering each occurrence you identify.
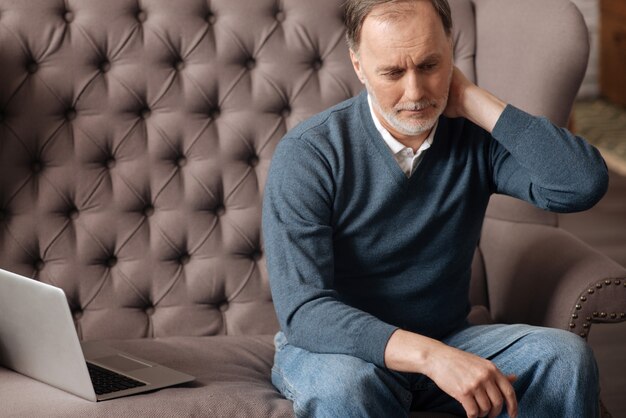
[271,324,599,417]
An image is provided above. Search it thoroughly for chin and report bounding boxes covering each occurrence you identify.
[393,116,438,136]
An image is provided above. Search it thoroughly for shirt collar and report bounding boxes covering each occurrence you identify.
[367,94,437,155]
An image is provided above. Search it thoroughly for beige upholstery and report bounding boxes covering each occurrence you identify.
[0,0,624,417]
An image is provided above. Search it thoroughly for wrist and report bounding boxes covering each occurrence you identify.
[462,86,506,133]
[384,329,442,374]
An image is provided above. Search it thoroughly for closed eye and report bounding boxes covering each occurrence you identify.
[382,69,404,79]
[419,62,438,72]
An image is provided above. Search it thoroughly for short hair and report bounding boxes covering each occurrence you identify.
[344,0,452,52]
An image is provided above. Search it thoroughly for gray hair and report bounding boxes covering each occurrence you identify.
[344,0,453,52]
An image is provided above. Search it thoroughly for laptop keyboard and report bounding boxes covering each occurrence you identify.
[87,362,146,395]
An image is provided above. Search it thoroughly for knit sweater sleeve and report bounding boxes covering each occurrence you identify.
[489,105,608,212]
[262,135,398,368]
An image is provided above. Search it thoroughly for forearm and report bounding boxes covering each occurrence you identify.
[278,294,398,367]
[491,105,608,212]
[446,66,506,133]
[449,67,608,211]
[459,84,506,134]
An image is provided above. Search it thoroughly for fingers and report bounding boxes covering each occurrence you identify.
[474,388,492,417]
[459,396,480,418]
[484,381,504,418]
[459,373,517,418]
[497,374,518,418]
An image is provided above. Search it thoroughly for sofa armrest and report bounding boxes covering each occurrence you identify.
[479,217,626,339]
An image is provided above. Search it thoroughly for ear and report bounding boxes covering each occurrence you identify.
[349,49,366,85]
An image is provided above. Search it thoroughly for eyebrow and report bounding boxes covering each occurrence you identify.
[375,53,441,73]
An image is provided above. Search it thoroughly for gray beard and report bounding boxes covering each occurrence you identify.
[363,76,449,137]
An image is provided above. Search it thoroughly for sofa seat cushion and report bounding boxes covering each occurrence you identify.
[0,335,294,418]
[0,334,459,417]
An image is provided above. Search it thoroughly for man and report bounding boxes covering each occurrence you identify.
[262,0,606,417]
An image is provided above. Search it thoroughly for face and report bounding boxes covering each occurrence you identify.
[350,1,453,141]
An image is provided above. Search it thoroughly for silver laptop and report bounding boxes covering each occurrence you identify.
[0,268,195,401]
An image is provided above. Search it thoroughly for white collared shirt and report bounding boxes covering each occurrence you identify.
[367,95,437,178]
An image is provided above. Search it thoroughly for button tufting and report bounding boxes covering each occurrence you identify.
[215,205,226,216]
[145,306,155,316]
[209,107,220,119]
[68,208,79,220]
[35,259,45,271]
[245,58,256,70]
[140,108,151,119]
[106,256,117,268]
[65,108,77,121]
[27,62,39,74]
[312,58,323,71]
[31,160,43,173]
[281,106,291,118]
[137,11,147,22]
[73,310,83,320]
[251,251,262,261]
[105,157,116,169]
[174,59,185,71]
[275,11,285,22]
[178,253,190,265]
[248,155,259,167]
[219,302,229,312]
[206,11,216,24]
[176,156,187,167]
[64,11,74,23]
[100,60,111,73]
[143,204,154,217]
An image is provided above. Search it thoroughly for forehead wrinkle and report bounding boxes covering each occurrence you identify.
[359,2,451,71]
[362,21,440,68]
[367,0,422,23]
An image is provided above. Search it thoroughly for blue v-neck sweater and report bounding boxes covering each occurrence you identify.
[262,90,607,368]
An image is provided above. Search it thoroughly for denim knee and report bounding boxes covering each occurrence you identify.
[518,328,599,399]
[272,333,412,418]
[529,328,597,378]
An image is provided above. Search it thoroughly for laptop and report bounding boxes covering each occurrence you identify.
[0,268,195,401]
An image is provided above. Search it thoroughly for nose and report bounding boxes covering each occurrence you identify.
[403,70,423,102]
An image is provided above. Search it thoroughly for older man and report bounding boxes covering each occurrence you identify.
[262,0,605,417]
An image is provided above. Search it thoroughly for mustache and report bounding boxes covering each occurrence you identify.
[394,100,438,112]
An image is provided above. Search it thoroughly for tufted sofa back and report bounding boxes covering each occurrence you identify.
[0,0,588,340]
[0,0,363,340]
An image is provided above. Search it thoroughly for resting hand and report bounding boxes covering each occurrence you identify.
[423,343,518,418]
[385,329,518,418]
[443,66,506,133]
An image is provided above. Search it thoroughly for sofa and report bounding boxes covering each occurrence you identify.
[0,0,624,416]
